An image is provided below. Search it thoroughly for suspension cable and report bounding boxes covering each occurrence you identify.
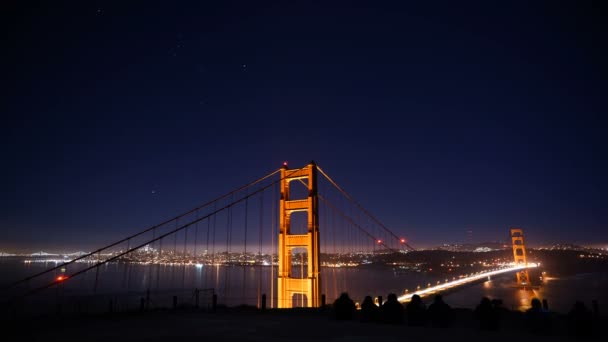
[318,195,397,252]
[5,168,282,290]
[7,167,302,302]
[317,166,415,251]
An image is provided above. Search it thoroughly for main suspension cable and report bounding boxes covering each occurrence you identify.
[4,168,281,290]
[317,166,415,251]
[7,168,301,302]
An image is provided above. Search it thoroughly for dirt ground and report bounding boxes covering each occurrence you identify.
[8,307,603,342]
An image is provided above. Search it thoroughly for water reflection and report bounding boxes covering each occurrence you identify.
[516,288,534,310]
[2,259,607,314]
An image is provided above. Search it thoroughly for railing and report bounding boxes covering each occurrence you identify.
[4,287,217,319]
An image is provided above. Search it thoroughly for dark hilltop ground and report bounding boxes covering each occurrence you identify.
[8,304,606,342]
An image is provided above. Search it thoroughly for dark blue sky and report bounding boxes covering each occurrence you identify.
[2,1,606,251]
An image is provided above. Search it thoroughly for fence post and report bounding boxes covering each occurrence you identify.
[542,299,549,311]
[261,294,266,311]
[212,294,217,312]
[146,289,150,310]
[195,288,200,308]
[377,296,383,307]
[321,294,326,309]
[592,299,599,318]
[173,296,178,310]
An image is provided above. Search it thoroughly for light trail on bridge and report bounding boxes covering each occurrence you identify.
[397,263,538,303]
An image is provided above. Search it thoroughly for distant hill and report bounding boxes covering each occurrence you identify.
[433,241,510,252]
[30,251,59,256]
[63,251,89,257]
[539,243,587,251]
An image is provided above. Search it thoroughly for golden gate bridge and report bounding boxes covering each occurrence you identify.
[2,162,534,315]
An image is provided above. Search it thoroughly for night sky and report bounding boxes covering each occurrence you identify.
[2,1,606,251]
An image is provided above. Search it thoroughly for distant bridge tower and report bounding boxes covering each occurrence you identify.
[278,162,321,308]
[510,228,530,286]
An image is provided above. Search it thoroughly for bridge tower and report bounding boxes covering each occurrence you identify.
[278,162,321,308]
[510,228,530,286]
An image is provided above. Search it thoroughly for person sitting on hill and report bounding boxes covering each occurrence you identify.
[525,298,550,334]
[360,296,378,323]
[428,294,453,328]
[381,293,404,324]
[333,292,356,321]
[406,294,427,326]
[474,297,498,331]
[567,301,593,337]
[489,299,507,330]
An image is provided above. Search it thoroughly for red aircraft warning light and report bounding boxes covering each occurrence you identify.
[400,238,406,244]
[56,275,68,282]
[283,161,288,167]
[377,239,382,244]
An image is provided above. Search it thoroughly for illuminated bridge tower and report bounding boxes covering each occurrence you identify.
[510,228,530,287]
[278,162,321,308]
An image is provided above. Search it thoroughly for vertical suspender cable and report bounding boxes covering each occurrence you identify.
[257,186,263,308]
[211,204,217,289]
[270,180,275,308]
[193,210,199,289]
[223,202,232,304]
[171,220,178,289]
[242,196,248,304]
[157,237,162,290]
[182,225,188,289]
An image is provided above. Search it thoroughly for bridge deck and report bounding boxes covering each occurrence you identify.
[397,264,538,303]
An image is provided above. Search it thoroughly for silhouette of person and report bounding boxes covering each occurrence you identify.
[525,298,550,334]
[474,297,498,331]
[381,293,404,324]
[333,292,356,320]
[490,299,507,330]
[567,301,593,337]
[360,295,378,323]
[406,294,427,326]
[427,294,453,328]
